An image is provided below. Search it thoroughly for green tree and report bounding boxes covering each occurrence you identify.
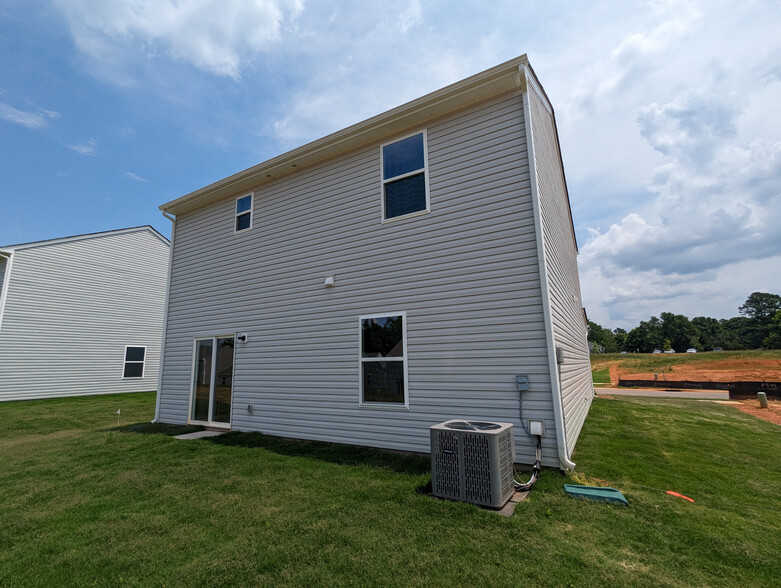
[612,327,627,352]
[660,312,694,352]
[762,309,781,349]
[719,317,753,350]
[691,316,722,350]
[738,292,781,348]
[739,292,781,322]
[587,321,618,353]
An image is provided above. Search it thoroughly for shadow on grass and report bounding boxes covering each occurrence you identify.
[118,421,205,436]
[118,422,430,475]
[208,431,431,476]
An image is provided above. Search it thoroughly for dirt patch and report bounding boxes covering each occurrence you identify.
[620,359,781,382]
[730,399,781,426]
[609,364,619,385]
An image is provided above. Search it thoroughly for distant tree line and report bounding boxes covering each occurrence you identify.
[588,292,781,353]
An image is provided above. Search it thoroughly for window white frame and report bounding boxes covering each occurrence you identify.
[122,345,146,379]
[188,334,236,429]
[380,130,431,223]
[358,312,409,409]
[235,193,253,233]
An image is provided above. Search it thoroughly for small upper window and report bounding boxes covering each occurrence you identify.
[123,346,146,378]
[381,132,429,220]
[235,194,253,232]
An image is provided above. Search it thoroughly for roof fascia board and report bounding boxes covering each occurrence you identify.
[162,54,530,216]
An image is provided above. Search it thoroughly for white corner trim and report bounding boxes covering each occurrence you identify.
[153,211,176,423]
[521,68,575,471]
[0,251,14,334]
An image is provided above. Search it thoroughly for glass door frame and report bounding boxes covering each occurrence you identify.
[188,334,236,429]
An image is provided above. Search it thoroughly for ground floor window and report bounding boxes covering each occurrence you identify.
[123,346,146,378]
[191,336,235,424]
[360,313,407,405]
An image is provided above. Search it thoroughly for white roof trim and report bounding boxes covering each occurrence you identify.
[161,54,530,216]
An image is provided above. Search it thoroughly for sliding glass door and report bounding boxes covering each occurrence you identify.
[191,336,234,426]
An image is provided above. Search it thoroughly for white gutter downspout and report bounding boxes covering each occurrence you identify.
[520,66,577,471]
[0,250,13,334]
[152,211,176,424]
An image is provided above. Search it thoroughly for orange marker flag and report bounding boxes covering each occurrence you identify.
[666,491,694,502]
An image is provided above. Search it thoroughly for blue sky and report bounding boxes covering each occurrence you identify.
[1,0,780,328]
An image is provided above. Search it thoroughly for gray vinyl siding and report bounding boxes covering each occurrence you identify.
[528,86,594,458]
[159,90,561,466]
[0,229,169,401]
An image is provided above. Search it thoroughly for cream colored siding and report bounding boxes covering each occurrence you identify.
[0,228,170,401]
[528,82,594,457]
[159,91,562,466]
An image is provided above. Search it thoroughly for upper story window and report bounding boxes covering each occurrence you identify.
[381,132,429,221]
[123,346,146,378]
[360,313,407,405]
[235,194,253,232]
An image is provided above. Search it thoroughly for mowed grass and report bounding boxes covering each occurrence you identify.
[591,366,611,384]
[1,392,779,586]
[590,349,781,374]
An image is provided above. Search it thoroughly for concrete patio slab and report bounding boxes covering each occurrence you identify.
[174,430,226,440]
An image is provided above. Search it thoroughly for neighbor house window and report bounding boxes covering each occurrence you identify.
[235,194,253,232]
[123,346,146,378]
[360,313,407,405]
[381,132,429,220]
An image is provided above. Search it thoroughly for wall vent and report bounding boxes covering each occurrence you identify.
[430,420,515,508]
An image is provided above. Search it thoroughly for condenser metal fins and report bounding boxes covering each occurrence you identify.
[430,420,515,508]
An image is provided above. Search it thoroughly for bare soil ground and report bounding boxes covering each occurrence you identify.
[619,359,781,382]
[732,399,781,426]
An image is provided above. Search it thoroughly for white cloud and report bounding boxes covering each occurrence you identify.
[124,171,148,183]
[269,4,501,147]
[0,101,60,129]
[53,0,305,80]
[582,255,781,329]
[66,139,97,156]
[398,0,423,33]
[579,82,781,326]
[40,0,781,329]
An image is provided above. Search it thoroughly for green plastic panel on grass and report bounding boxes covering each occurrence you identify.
[564,484,629,506]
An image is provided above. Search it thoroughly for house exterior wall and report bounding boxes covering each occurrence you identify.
[526,75,594,458]
[159,90,564,466]
[0,229,170,401]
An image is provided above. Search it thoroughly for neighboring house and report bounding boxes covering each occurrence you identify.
[0,226,170,401]
[588,341,605,354]
[155,55,594,469]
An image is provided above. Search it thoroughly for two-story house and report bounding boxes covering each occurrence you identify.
[154,55,593,469]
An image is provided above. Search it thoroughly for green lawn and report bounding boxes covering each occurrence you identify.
[1,392,779,586]
[591,367,611,384]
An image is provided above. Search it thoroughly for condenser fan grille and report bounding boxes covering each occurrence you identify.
[430,420,515,508]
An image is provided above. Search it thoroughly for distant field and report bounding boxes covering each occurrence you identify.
[591,349,781,383]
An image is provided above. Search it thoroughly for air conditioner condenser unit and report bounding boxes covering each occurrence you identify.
[430,420,515,508]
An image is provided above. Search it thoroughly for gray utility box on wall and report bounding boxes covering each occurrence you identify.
[430,420,515,508]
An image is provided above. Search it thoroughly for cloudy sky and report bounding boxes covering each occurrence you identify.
[1,0,779,328]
